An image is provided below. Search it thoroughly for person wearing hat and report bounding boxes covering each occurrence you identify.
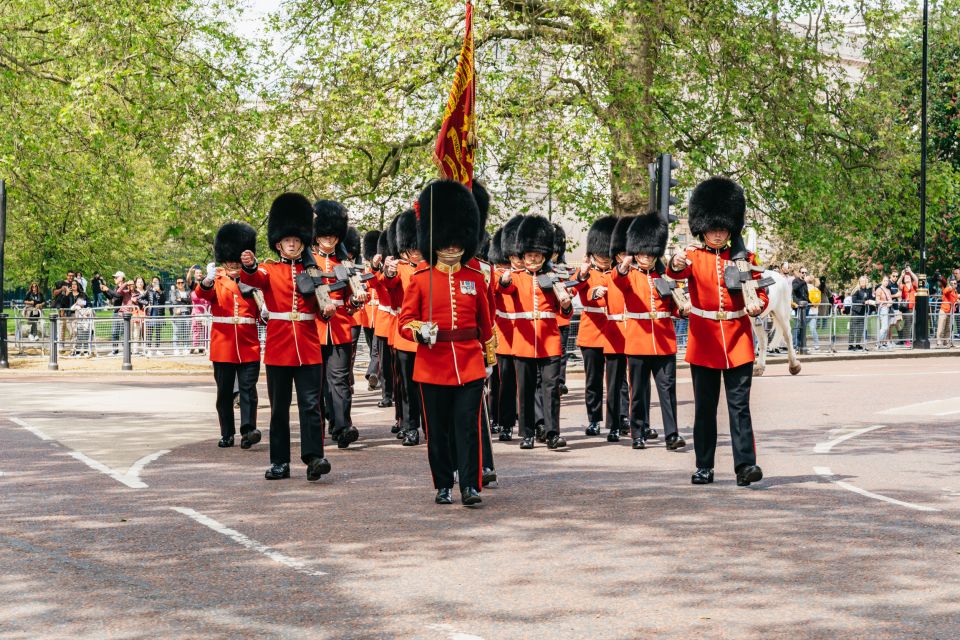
[575,216,617,437]
[360,230,383,389]
[370,223,398,412]
[610,212,685,450]
[497,214,574,450]
[589,216,636,443]
[492,215,525,442]
[398,179,496,506]
[311,201,367,450]
[668,177,766,487]
[194,222,263,449]
[240,193,331,482]
[552,223,572,397]
[100,270,129,355]
[383,209,427,446]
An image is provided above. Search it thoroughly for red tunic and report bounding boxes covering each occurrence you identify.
[573,268,608,349]
[311,251,354,346]
[370,272,396,341]
[493,266,519,356]
[497,269,572,359]
[386,260,423,353]
[193,274,261,364]
[609,267,677,356]
[668,246,768,369]
[593,271,626,356]
[398,263,494,386]
[240,258,322,367]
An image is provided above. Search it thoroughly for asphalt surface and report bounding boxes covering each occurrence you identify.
[2,357,960,639]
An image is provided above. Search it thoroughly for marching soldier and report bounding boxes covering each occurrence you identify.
[667,177,766,486]
[575,216,617,437]
[610,212,685,450]
[312,201,366,449]
[195,222,263,450]
[497,215,573,450]
[239,193,331,482]
[493,215,526,442]
[360,230,382,390]
[552,223,572,397]
[371,225,397,412]
[384,209,426,446]
[398,180,496,506]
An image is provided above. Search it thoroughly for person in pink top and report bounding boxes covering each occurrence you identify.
[189,265,211,354]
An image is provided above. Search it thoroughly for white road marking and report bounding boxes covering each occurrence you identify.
[427,624,484,640]
[68,451,148,489]
[934,409,960,416]
[126,449,170,482]
[814,467,940,512]
[879,396,960,416]
[171,507,327,577]
[10,416,52,441]
[813,425,886,453]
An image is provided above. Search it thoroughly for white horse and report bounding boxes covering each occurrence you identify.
[753,270,801,376]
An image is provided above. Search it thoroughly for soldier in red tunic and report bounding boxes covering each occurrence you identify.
[360,230,382,391]
[397,180,496,506]
[195,222,263,450]
[611,212,686,451]
[668,177,767,486]
[239,193,331,482]
[493,215,526,442]
[311,201,366,449]
[575,216,616,437]
[497,215,574,450]
[370,225,397,413]
[384,209,427,446]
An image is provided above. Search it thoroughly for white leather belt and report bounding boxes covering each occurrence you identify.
[269,312,316,321]
[581,306,607,314]
[690,307,746,321]
[211,316,256,325]
[377,304,398,314]
[625,311,673,320]
[497,310,556,320]
[606,313,624,321]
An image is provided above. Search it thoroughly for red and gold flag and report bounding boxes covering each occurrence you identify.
[433,1,475,187]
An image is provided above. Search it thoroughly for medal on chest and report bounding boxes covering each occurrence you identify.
[460,280,477,296]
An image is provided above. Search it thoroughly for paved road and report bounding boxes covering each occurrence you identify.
[2,357,959,639]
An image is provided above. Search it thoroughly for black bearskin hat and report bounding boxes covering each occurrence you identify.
[501,215,526,258]
[586,216,618,258]
[313,199,349,241]
[396,208,419,255]
[552,223,567,262]
[609,216,635,259]
[384,216,400,257]
[362,230,381,262]
[214,222,257,264]
[489,228,506,265]
[626,212,669,258]
[268,192,314,253]
[477,231,491,262]
[688,176,745,237]
[518,215,555,256]
[472,180,490,232]
[416,179,480,265]
[342,226,361,260]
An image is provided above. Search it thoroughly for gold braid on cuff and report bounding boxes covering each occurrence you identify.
[484,337,497,366]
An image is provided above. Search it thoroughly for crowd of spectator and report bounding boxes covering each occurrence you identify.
[17,267,212,357]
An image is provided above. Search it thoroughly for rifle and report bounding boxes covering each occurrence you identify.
[295,259,373,309]
[724,233,775,307]
[652,259,691,317]
[536,269,579,304]
[237,281,268,320]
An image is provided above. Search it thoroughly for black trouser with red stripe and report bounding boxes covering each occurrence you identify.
[213,361,259,439]
[265,364,325,465]
[580,346,604,424]
[420,379,484,492]
[376,336,394,402]
[396,349,422,434]
[515,355,561,439]
[627,354,678,440]
[690,362,756,470]
[321,342,354,436]
[604,354,628,432]
[496,355,518,429]
[489,362,500,426]
[363,326,378,379]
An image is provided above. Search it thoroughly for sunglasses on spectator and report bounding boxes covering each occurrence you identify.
[176,280,184,284]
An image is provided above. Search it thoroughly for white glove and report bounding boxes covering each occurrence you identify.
[206,262,217,280]
[485,365,494,378]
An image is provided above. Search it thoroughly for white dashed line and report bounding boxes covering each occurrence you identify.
[813,425,886,453]
[814,467,940,512]
[68,451,149,489]
[171,506,327,577]
[126,450,170,482]
[427,624,484,640]
[10,416,52,441]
